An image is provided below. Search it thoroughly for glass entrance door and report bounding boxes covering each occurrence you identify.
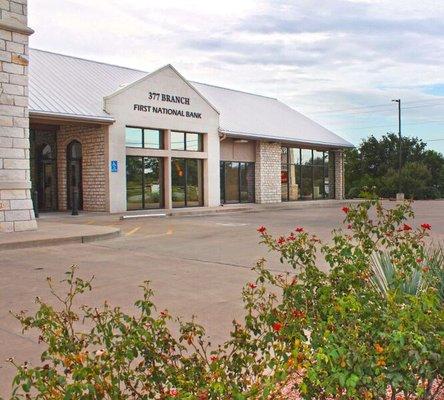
[126,156,163,210]
[171,158,203,207]
[220,161,255,204]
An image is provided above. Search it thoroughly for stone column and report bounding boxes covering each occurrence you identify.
[255,141,281,204]
[0,0,36,232]
[334,150,345,200]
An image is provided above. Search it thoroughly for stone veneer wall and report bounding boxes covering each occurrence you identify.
[0,0,36,232]
[334,150,345,200]
[255,141,281,203]
[56,124,108,212]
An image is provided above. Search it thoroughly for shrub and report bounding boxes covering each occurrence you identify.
[7,200,444,399]
[380,162,434,199]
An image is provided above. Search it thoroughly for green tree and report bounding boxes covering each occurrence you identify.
[345,134,443,199]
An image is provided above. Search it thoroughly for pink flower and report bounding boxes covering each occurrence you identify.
[169,388,179,397]
[295,227,304,233]
[248,282,257,289]
[403,224,412,231]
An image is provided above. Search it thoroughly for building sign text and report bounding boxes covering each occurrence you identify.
[132,91,202,119]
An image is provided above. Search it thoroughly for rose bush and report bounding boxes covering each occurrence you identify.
[6,200,444,399]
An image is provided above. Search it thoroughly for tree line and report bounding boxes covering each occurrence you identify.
[345,133,444,199]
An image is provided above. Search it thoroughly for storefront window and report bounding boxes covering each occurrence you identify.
[301,149,312,165]
[186,159,203,206]
[289,148,300,165]
[288,164,299,201]
[171,131,203,151]
[126,156,143,210]
[313,165,324,199]
[281,164,289,202]
[300,165,313,200]
[281,147,334,201]
[125,127,162,149]
[225,162,240,203]
[220,161,255,204]
[240,163,255,203]
[171,158,203,207]
[126,156,162,210]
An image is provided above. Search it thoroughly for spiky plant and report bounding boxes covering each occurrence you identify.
[370,252,424,297]
[371,244,444,301]
[425,244,444,303]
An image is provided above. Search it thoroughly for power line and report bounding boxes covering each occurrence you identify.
[310,98,444,115]
[343,119,444,131]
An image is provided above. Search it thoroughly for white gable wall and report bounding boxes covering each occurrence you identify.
[104,66,220,213]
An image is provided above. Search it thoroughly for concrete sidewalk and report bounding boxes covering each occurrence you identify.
[119,198,363,219]
[0,220,120,250]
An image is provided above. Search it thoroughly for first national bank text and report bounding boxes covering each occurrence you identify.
[133,104,202,119]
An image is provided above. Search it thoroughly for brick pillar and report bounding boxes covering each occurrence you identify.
[334,150,345,200]
[255,141,281,204]
[0,0,36,232]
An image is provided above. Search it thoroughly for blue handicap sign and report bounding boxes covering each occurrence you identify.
[111,160,118,172]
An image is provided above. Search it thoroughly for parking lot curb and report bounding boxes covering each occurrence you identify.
[0,228,120,251]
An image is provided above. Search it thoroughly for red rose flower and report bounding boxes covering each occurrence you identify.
[169,388,179,397]
[342,206,350,214]
[295,227,304,233]
[210,355,218,362]
[248,282,257,289]
[421,223,431,230]
[272,322,282,332]
[257,225,266,234]
[347,224,352,229]
[422,266,430,273]
[416,258,423,263]
[403,224,412,231]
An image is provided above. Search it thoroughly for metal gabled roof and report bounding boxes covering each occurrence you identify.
[29,48,353,148]
[29,49,146,121]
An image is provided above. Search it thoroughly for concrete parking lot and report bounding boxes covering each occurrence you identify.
[1,200,443,395]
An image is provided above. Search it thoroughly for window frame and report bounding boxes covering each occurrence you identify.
[125,126,164,150]
[170,131,203,152]
[220,161,255,204]
[171,158,204,208]
[126,155,164,210]
[281,147,332,201]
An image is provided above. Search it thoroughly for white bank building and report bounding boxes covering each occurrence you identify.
[26,49,352,215]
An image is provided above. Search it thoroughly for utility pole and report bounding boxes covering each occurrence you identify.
[391,99,402,195]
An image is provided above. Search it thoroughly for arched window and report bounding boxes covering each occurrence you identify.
[37,143,55,210]
[40,143,53,160]
[67,140,82,160]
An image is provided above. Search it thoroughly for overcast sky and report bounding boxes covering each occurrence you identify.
[29,0,444,153]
